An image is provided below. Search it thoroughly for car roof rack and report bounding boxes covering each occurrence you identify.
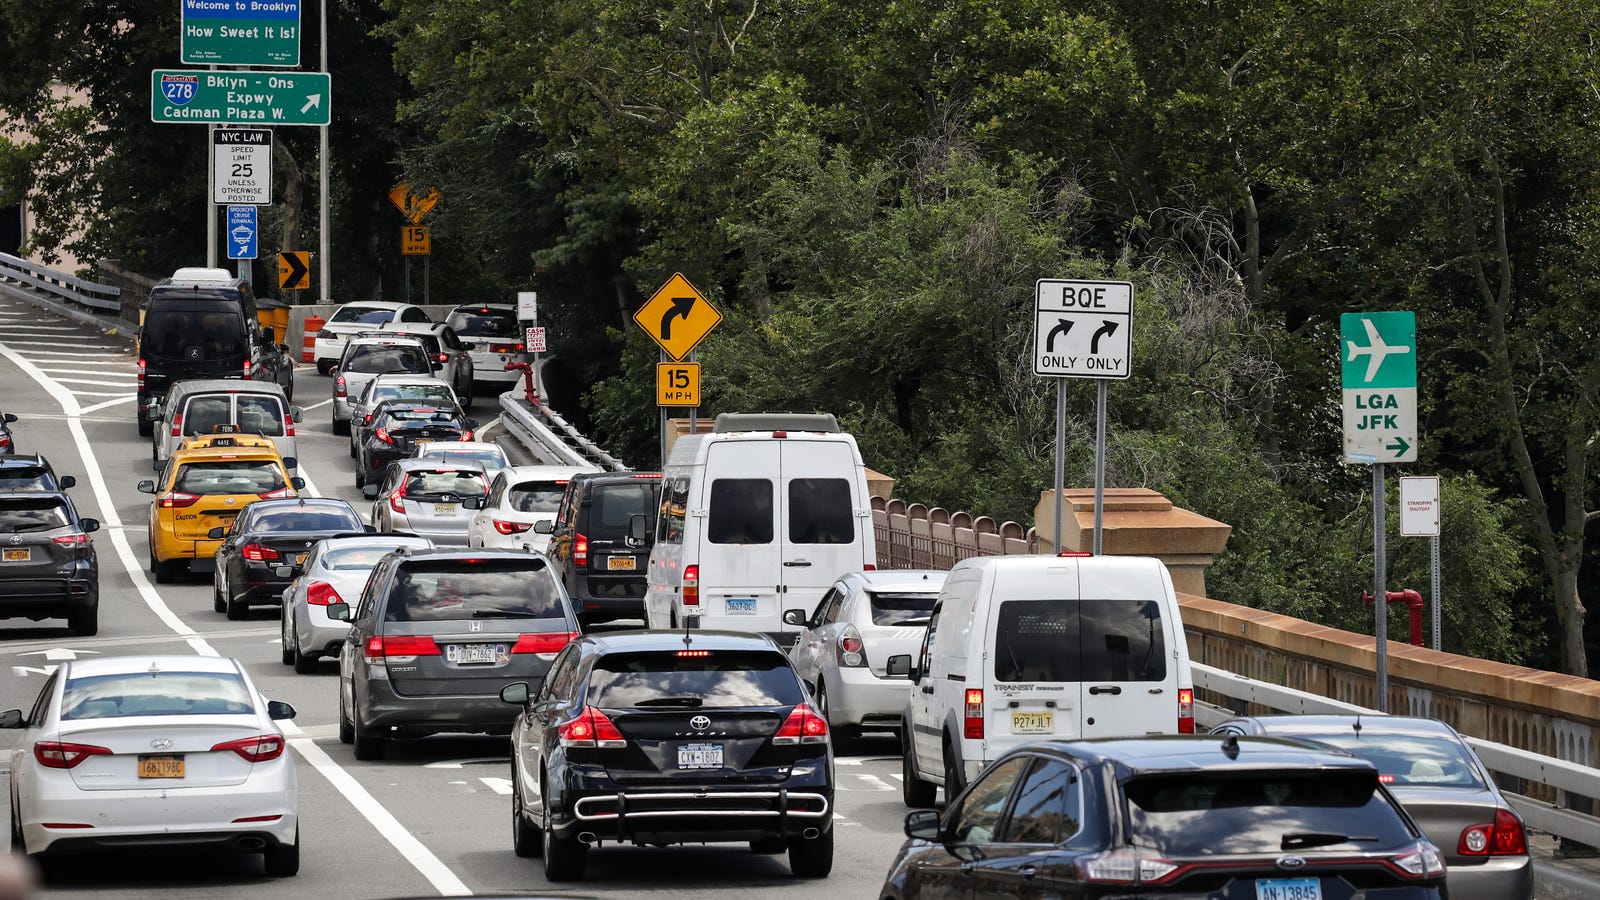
[713,412,840,434]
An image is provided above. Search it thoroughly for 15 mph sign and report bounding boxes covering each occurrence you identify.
[1033,279,1132,379]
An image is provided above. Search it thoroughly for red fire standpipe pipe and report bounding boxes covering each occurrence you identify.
[504,362,538,405]
[1363,590,1426,646]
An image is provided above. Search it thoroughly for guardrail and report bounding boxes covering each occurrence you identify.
[498,390,630,471]
[1195,662,1600,848]
[0,252,122,313]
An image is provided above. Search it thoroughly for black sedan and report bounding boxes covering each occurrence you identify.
[0,490,100,635]
[354,401,476,489]
[0,454,75,491]
[501,630,835,882]
[880,734,1446,899]
[212,497,367,620]
[0,410,15,455]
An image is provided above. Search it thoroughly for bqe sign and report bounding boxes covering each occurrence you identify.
[1032,279,1133,379]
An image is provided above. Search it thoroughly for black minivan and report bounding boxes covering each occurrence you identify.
[545,471,662,626]
[136,268,295,435]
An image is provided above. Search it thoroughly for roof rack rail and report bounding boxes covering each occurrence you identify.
[712,412,840,434]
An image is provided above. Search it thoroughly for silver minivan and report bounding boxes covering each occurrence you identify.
[151,380,301,472]
[364,457,490,546]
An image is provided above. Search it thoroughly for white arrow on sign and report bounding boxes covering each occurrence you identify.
[300,95,322,114]
[20,648,100,662]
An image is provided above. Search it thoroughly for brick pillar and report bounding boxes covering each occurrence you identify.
[1033,488,1232,596]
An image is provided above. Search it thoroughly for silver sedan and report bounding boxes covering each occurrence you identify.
[279,534,432,673]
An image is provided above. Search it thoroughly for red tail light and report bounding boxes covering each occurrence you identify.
[388,485,406,514]
[683,563,699,606]
[138,358,146,391]
[494,520,532,535]
[963,688,984,739]
[837,626,866,667]
[365,635,440,661]
[375,427,394,444]
[362,414,374,425]
[335,375,347,398]
[242,544,280,562]
[285,411,295,438]
[170,412,183,437]
[1177,688,1195,734]
[772,703,829,745]
[211,734,285,762]
[863,563,876,570]
[489,342,525,353]
[574,532,588,566]
[0,436,8,449]
[512,631,578,655]
[52,533,90,545]
[158,491,201,509]
[258,486,295,500]
[560,706,626,748]
[460,430,474,441]
[436,353,450,364]
[34,741,111,769]
[1460,808,1527,856]
[305,581,343,606]
[242,359,252,381]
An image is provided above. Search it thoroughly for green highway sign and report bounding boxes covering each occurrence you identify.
[151,70,330,126]
[1340,311,1417,464]
[182,0,300,67]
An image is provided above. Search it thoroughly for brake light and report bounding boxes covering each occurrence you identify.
[375,427,394,444]
[371,635,441,660]
[436,353,449,364]
[305,581,343,606]
[210,735,285,762]
[837,625,866,668]
[138,358,146,391]
[683,563,699,606]
[363,414,374,425]
[1058,550,1093,557]
[258,486,295,500]
[285,411,295,438]
[242,359,252,381]
[560,706,626,748]
[1177,688,1195,734]
[388,485,406,514]
[242,544,280,562]
[33,741,111,769]
[158,491,201,509]
[677,649,710,657]
[574,532,588,566]
[52,533,90,545]
[460,430,473,441]
[1077,847,1180,884]
[0,436,8,449]
[335,375,347,397]
[963,688,984,739]
[863,563,876,570]
[1460,808,1527,856]
[772,703,828,745]
[512,631,578,655]
[170,412,183,437]
[773,431,788,438]
[1393,840,1448,877]
[631,473,664,479]
[494,520,532,535]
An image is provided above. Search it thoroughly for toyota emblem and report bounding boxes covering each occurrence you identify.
[7,535,19,545]
[1276,856,1307,870]
[150,738,173,751]
[690,715,711,730]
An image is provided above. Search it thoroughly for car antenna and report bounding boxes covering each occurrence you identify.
[1221,733,1240,760]
[1352,714,1363,737]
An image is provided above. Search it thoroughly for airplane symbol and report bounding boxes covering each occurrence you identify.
[1345,318,1410,382]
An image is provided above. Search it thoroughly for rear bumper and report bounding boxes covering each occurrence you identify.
[1444,855,1533,900]
[555,783,833,844]
[357,676,526,735]
[0,577,96,617]
[332,396,354,422]
[825,666,914,730]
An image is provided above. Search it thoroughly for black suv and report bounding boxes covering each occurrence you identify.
[330,547,580,760]
[136,269,295,435]
[0,455,74,492]
[501,630,835,881]
[545,471,662,626]
[0,489,100,635]
[881,734,1446,899]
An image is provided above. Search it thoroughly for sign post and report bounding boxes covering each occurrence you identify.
[1033,279,1133,554]
[1341,311,1418,713]
[1400,476,1443,650]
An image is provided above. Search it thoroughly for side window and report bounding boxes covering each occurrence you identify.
[951,756,1030,844]
[1000,759,1082,844]
[919,605,941,666]
[488,474,508,505]
[810,587,843,627]
[357,563,389,623]
[403,308,428,323]
[656,476,687,545]
[443,328,463,350]
[708,478,773,544]
[27,671,59,726]
[542,646,581,701]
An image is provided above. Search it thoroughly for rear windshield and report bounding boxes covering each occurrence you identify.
[385,559,564,622]
[510,480,567,513]
[992,599,1167,683]
[330,306,397,325]
[384,407,460,425]
[869,590,938,625]
[587,651,803,708]
[404,469,489,500]
[788,478,854,544]
[0,466,53,491]
[0,498,69,531]
[322,544,418,570]
[254,508,362,533]
[374,384,456,406]
[587,481,658,541]
[343,344,430,374]
[143,303,246,360]
[447,309,519,338]
[174,459,286,495]
[420,449,505,470]
[1285,733,1487,789]
[390,332,441,354]
[709,478,772,544]
[1124,771,1412,855]
[62,671,254,719]
[181,395,285,437]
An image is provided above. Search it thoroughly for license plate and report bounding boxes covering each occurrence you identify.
[1,548,28,562]
[295,553,307,566]
[726,598,757,615]
[446,643,506,665]
[138,755,185,779]
[1012,711,1053,734]
[433,503,457,515]
[607,556,635,571]
[1257,879,1321,900]
[415,439,432,446]
[678,743,723,769]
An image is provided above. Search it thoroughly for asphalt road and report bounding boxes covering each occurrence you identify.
[0,294,913,899]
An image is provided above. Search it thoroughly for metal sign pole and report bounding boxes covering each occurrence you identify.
[206,120,217,267]
[688,350,698,436]
[423,255,430,305]
[1093,379,1107,555]
[318,0,331,302]
[1431,534,1442,650]
[1374,462,1388,712]
[1052,380,1065,553]
[659,349,669,467]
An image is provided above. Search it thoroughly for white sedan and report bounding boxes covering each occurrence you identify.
[3,655,300,876]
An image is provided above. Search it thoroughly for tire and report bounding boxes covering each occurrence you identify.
[787,826,833,878]
[225,584,248,621]
[902,723,936,807]
[749,837,787,854]
[67,607,97,637]
[352,705,385,761]
[150,439,160,471]
[263,828,299,877]
[943,743,964,805]
[541,789,587,881]
[512,768,541,858]
[348,436,356,459]
[280,614,295,665]
[152,550,175,585]
[214,583,226,613]
[338,686,354,744]
[137,415,153,437]
[815,681,854,756]
[332,417,350,436]
[354,467,366,489]
[316,361,332,376]
[11,806,23,853]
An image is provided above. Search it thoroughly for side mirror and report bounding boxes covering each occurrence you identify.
[80,518,100,533]
[59,475,76,489]
[327,601,351,622]
[461,496,485,510]
[262,327,277,345]
[466,418,480,429]
[2,413,15,423]
[290,407,304,420]
[0,709,24,729]
[267,700,296,720]
[272,565,293,578]
[887,654,914,680]
[279,343,292,354]
[626,513,650,547]
[361,484,379,500]
[533,520,554,535]
[137,480,156,494]
[364,523,376,533]
[291,477,306,490]
[283,457,298,470]
[500,683,530,705]
[782,609,809,627]
[329,365,339,376]
[904,809,942,839]
[208,526,227,540]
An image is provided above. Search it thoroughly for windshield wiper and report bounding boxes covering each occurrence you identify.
[1281,832,1379,850]
[471,610,544,618]
[632,697,705,708]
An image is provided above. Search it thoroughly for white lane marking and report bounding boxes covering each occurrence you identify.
[0,325,82,332]
[0,340,122,349]
[855,774,897,792]
[478,777,513,795]
[70,391,137,398]
[51,378,137,388]
[37,369,137,377]
[13,350,131,359]
[424,757,508,769]
[890,773,903,780]
[80,397,135,414]
[300,398,334,411]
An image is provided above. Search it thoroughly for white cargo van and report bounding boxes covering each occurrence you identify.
[888,553,1194,807]
[642,413,876,643]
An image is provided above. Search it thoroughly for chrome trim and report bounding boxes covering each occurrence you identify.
[572,791,831,821]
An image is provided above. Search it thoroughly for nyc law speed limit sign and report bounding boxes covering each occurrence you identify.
[213,128,271,205]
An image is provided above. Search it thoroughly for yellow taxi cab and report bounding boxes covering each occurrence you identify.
[136,430,302,584]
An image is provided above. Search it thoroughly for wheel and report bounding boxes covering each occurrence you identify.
[332,417,350,436]
[352,703,385,761]
[749,837,787,854]
[354,466,366,489]
[67,607,97,637]
[152,549,175,585]
[150,439,160,470]
[943,743,964,805]
[213,582,226,613]
[137,414,152,437]
[225,582,248,620]
[787,826,833,878]
[902,723,936,807]
[338,685,354,744]
[348,435,356,458]
[316,360,332,376]
[292,643,319,675]
[280,614,295,665]
[815,681,854,755]
[512,767,541,858]
[263,828,299,877]
[542,791,587,881]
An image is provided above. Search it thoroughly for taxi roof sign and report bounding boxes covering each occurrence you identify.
[633,272,722,360]
[178,433,277,453]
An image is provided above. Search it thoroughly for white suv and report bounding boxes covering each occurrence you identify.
[330,335,432,435]
[312,302,431,375]
[375,322,476,406]
[444,304,528,391]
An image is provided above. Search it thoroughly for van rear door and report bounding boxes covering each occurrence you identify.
[777,439,867,639]
[698,442,784,636]
[1076,560,1180,737]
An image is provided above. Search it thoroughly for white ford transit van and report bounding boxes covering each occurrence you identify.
[642,413,876,643]
[889,553,1194,807]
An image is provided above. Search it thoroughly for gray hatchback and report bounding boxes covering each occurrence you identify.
[364,458,489,546]
[330,547,579,760]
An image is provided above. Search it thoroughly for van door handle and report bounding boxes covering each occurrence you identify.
[783,560,811,567]
[1088,685,1122,695]
[921,685,934,695]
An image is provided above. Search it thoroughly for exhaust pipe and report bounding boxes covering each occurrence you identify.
[234,836,268,851]
[802,828,820,840]
[578,832,597,845]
